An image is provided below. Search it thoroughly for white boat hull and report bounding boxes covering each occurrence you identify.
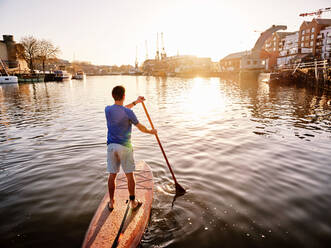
[0,76,18,84]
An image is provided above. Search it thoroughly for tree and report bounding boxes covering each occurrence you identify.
[20,36,39,72]
[38,39,60,72]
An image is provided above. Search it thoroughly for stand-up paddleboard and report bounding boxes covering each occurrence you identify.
[82,161,153,248]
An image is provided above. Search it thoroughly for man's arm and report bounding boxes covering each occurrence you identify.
[136,123,157,135]
[125,96,145,109]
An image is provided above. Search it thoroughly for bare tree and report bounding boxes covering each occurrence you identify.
[38,39,60,72]
[20,36,39,72]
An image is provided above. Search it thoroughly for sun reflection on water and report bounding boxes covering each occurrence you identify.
[181,77,226,124]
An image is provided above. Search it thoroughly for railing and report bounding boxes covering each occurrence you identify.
[278,60,329,71]
[277,60,330,83]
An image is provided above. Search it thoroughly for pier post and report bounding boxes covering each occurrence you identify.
[323,60,327,83]
[314,60,318,82]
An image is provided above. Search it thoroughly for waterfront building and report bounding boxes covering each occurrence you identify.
[220,51,247,72]
[316,26,331,60]
[142,55,214,76]
[263,32,296,69]
[0,35,28,72]
[298,18,331,57]
[220,51,265,72]
[277,32,299,67]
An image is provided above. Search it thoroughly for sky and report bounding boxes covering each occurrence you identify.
[1,0,331,65]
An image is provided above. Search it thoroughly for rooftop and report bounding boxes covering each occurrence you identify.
[315,18,331,25]
[221,51,250,61]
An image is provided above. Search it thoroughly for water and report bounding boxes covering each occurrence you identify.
[0,76,330,248]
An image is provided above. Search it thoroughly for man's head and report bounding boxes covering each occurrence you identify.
[112,85,125,101]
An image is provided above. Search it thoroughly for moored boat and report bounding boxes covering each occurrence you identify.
[0,58,18,84]
[54,70,71,81]
[0,75,18,84]
[72,71,86,80]
[17,74,45,83]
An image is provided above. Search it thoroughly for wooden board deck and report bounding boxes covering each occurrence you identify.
[82,161,153,248]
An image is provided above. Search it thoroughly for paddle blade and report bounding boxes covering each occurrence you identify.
[175,183,186,196]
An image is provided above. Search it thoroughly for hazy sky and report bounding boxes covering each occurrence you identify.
[1,0,331,65]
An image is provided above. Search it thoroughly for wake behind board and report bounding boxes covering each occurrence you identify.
[82,161,153,248]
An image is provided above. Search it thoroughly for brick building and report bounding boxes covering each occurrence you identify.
[298,18,331,56]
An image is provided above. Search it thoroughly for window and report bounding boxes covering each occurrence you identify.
[247,60,251,65]
[305,42,309,47]
[306,29,310,33]
[302,30,305,35]
[301,42,304,47]
[301,36,305,41]
[253,61,257,65]
[311,34,314,39]
[312,27,315,32]
[310,41,313,46]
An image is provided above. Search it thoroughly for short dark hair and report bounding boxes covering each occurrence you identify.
[112,85,125,101]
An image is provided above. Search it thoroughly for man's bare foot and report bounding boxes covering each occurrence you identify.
[130,199,142,211]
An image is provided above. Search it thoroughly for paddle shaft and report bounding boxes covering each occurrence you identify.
[141,102,179,185]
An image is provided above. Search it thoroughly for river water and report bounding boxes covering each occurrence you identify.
[0,76,330,248]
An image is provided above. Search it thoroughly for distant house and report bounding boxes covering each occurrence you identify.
[0,35,28,72]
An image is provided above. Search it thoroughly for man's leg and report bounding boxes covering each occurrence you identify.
[108,173,117,209]
[125,173,140,208]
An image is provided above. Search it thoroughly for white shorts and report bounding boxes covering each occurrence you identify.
[107,143,135,174]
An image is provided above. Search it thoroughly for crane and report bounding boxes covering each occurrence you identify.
[155,33,160,61]
[145,40,148,61]
[135,46,138,70]
[299,7,331,18]
[160,32,167,60]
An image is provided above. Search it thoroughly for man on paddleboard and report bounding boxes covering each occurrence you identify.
[105,85,157,211]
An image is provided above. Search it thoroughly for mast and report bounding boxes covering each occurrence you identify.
[0,58,9,76]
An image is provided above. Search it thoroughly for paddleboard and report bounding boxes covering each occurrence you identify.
[82,161,153,248]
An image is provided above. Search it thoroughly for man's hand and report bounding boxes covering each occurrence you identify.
[150,129,157,135]
[136,96,145,104]
[136,123,157,135]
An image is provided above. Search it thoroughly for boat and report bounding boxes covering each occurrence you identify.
[54,70,71,81]
[0,74,18,84]
[82,161,153,248]
[0,58,18,84]
[72,71,86,80]
[17,74,45,83]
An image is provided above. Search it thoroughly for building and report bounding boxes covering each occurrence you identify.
[277,32,299,67]
[0,35,28,72]
[219,51,249,72]
[316,26,331,60]
[298,18,331,57]
[263,32,296,69]
[142,55,214,75]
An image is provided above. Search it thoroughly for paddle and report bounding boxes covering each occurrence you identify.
[141,101,186,195]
